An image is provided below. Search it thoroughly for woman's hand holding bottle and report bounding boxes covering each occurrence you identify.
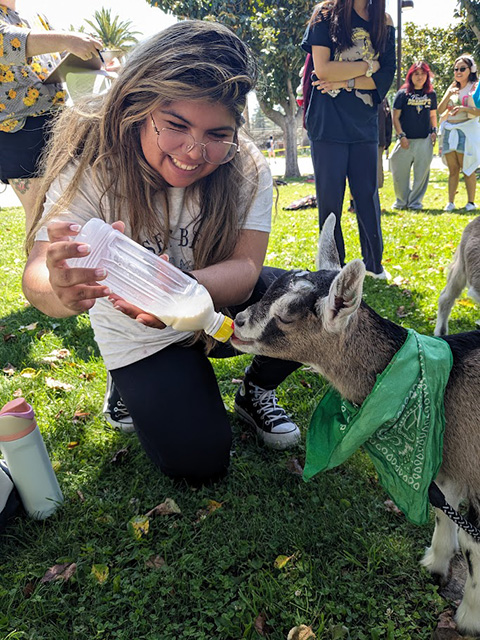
[45,220,113,313]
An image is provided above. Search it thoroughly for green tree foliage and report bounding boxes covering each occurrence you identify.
[83,7,140,52]
[401,23,464,100]
[146,0,311,177]
[458,0,480,48]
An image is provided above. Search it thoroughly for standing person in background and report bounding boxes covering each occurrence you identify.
[0,1,103,232]
[438,55,480,212]
[377,96,392,189]
[267,135,275,159]
[302,0,396,280]
[348,97,392,213]
[390,61,437,211]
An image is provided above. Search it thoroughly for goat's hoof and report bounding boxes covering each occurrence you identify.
[455,601,480,638]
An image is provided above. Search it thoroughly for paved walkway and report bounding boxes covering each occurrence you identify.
[0,154,447,210]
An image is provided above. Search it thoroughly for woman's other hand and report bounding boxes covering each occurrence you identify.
[400,136,410,149]
[315,79,345,93]
[107,294,167,330]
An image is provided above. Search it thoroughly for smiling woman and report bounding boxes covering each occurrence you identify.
[21,20,303,485]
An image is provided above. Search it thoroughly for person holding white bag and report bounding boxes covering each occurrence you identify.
[438,54,480,212]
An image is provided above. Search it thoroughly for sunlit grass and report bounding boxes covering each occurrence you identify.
[0,166,477,639]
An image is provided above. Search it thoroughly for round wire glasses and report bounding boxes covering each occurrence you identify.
[150,115,238,165]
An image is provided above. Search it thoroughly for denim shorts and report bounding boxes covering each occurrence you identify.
[442,126,466,155]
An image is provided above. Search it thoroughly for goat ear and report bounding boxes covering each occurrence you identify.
[315,213,341,271]
[319,259,366,331]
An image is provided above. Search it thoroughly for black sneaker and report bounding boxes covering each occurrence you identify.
[234,373,300,450]
[103,373,135,433]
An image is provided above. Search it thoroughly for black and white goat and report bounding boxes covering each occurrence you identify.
[231,214,480,636]
[435,216,480,336]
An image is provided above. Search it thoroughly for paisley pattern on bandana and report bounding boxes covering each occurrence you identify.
[303,330,453,525]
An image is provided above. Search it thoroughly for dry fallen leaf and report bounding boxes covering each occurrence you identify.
[72,411,90,423]
[146,498,181,517]
[13,388,23,398]
[41,562,77,584]
[42,348,71,363]
[3,333,16,342]
[274,554,294,569]
[2,363,16,375]
[20,367,37,378]
[91,564,109,584]
[396,305,408,318]
[195,499,223,521]
[80,371,97,380]
[287,625,316,640]
[145,555,166,569]
[128,515,150,540]
[286,457,304,476]
[67,441,79,450]
[45,377,73,392]
[254,612,267,637]
[458,299,476,308]
[19,322,38,332]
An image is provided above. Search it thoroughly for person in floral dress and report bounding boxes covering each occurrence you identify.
[0,0,102,231]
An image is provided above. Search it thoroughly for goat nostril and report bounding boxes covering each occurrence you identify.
[234,315,245,327]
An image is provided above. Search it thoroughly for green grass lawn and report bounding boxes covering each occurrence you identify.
[0,166,478,640]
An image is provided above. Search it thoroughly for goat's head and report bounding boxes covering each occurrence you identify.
[232,214,366,362]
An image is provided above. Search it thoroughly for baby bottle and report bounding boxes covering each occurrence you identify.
[68,218,234,342]
[0,398,63,520]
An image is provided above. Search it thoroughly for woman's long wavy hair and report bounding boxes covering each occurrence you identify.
[310,0,388,54]
[27,19,259,278]
[402,61,434,95]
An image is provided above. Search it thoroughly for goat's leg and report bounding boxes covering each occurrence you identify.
[455,502,480,636]
[434,254,467,336]
[420,479,462,584]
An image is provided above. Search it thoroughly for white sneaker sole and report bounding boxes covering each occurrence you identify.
[103,412,136,434]
[234,403,301,450]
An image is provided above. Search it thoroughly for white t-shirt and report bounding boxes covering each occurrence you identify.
[37,140,273,370]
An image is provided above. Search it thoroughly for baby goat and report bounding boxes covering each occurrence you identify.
[232,214,480,636]
[435,216,480,336]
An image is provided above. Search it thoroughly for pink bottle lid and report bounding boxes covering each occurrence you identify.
[0,398,34,419]
[0,398,36,441]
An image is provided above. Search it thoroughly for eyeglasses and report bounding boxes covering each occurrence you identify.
[150,115,238,165]
[454,66,468,73]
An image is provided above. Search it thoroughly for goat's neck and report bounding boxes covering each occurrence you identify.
[311,306,408,406]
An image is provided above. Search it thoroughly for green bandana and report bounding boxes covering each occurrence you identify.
[303,330,453,525]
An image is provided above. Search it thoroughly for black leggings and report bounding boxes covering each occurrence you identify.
[110,267,300,483]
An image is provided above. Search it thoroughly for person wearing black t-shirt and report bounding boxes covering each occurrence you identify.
[302,0,396,279]
[390,61,437,210]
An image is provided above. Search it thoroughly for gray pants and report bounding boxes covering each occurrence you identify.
[390,136,433,210]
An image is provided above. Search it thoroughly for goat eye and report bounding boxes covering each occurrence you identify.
[275,314,294,325]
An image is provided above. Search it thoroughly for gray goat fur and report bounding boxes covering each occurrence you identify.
[435,216,480,336]
[232,214,480,636]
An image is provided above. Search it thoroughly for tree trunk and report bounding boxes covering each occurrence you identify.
[283,114,301,178]
[258,100,302,179]
[460,0,480,41]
